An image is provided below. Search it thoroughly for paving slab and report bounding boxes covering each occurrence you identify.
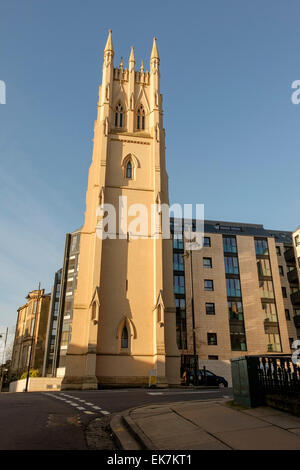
[152,432,231,450]
[175,404,268,433]
[257,412,300,430]
[133,411,230,450]
[242,407,284,418]
[215,425,300,450]
[289,428,300,436]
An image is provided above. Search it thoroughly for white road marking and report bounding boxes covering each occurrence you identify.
[223,395,230,398]
[101,411,110,415]
[147,390,222,396]
[92,406,102,410]
[84,411,95,415]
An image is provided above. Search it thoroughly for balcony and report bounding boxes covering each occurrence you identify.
[284,246,295,263]
[291,290,300,306]
[294,314,300,328]
[287,267,299,284]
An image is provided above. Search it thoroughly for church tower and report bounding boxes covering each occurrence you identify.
[62,31,180,389]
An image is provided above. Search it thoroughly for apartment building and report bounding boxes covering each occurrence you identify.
[11,289,51,377]
[172,218,300,382]
[52,229,81,377]
[42,269,62,376]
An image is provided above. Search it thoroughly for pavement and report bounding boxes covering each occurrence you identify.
[110,398,300,450]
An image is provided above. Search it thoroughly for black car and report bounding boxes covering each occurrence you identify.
[197,369,228,387]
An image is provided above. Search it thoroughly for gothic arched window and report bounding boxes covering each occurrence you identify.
[126,161,132,179]
[137,105,145,130]
[115,103,124,128]
[121,326,128,349]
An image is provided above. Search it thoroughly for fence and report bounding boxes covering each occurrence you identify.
[231,355,300,411]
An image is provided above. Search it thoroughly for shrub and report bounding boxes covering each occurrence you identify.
[20,369,40,379]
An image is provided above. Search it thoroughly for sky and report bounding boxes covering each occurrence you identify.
[0,0,300,332]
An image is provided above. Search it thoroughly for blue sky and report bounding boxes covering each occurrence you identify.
[1,0,300,330]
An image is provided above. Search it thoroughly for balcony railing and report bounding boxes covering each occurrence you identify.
[294,314,300,328]
[291,290,300,306]
[287,267,299,284]
[284,246,295,263]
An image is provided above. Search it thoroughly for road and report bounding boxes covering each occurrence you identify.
[0,387,232,450]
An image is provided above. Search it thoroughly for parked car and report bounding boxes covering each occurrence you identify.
[197,369,228,387]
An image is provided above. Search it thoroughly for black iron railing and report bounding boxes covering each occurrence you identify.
[256,355,300,397]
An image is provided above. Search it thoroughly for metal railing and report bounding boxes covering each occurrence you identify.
[256,355,300,397]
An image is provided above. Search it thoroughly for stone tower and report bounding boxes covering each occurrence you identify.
[61,31,180,389]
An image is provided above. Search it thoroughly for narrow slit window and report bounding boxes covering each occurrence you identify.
[126,161,132,179]
[137,105,145,130]
[115,103,123,128]
[121,326,128,349]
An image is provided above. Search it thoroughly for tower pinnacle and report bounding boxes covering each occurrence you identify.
[150,37,159,60]
[104,29,114,53]
[129,46,135,63]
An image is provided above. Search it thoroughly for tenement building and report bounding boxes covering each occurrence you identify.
[11,289,51,377]
[172,218,300,383]
[60,31,180,389]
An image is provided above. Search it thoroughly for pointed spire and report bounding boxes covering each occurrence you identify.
[129,46,135,63]
[151,37,159,60]
[140,60,144,72]
[104,29,114,53]
[119,56,124,70]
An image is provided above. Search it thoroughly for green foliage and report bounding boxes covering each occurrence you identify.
[20,369,40,379]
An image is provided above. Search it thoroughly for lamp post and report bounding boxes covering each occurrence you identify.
[0,327,8,392]
[24,283,41,392]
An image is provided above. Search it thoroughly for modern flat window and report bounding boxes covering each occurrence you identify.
[255,238,269,256]
[223,236,237,253]
[203,237,211,247]
[205,303,215,315]
[173,253,184,271]
[289,338,294,348]
[226,278,241,297]
[276,246,281,256]
[285,309,291,321]
[295,235,300,246]
[203,257,212,268]
[175,298,186,310]
[262,302,278,323]
[208,355,219,360]
[174,275,185,294]
[257,259,271,277]
[207,333,217,345]
[298,257,300,268]
[228,301,243,320]
[230,333,247,351]
[173,235,184,250]
[224,256,239,275]
[259,280,275,299]
[266,333,282,352]
[204,280,214,291]
[282,287,287,298]
[279,266,284,276]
